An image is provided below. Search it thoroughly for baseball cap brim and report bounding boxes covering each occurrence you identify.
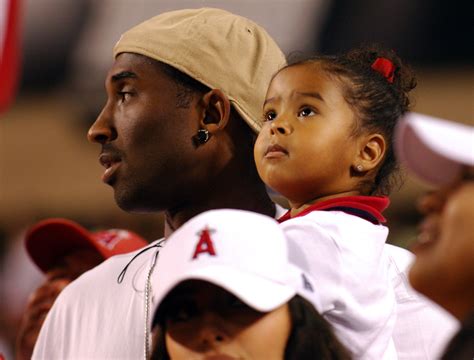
[153,263,296,324]
[395,112,474,186]
[25,218,104,273]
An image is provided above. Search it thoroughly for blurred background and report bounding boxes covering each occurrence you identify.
[0,0,472,357]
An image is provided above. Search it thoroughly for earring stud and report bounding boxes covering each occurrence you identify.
[195,129,210,145]
[356,164,364,172]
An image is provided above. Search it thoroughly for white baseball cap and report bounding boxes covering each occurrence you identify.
[151,209,320,323]
[395,112,474,186]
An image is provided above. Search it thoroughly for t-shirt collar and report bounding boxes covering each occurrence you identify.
[278,196,389,224]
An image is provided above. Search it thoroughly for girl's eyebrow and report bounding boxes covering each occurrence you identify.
[296,91,325,102]
[263,91,325,106]
[111,71,137,82]
[263,96,277,106]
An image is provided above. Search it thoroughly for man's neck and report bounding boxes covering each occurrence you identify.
[163,183,275,237]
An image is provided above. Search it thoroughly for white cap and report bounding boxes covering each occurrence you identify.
[395,112,474,186]
[151,209,320,323]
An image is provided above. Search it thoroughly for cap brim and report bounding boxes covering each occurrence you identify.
[153,264,295,323]
[395,112,474,186]
[230,100,261,133]
[25,219,102,273]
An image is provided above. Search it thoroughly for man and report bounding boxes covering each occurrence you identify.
[16,218,147,360]
[395,113,474,358]
[32,8,286,359]
[33,8,456,359]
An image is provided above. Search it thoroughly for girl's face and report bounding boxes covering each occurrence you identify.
[160,281,291,359]
[254,63,361,207]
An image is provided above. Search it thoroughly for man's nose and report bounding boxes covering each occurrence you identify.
[87,105,116,144]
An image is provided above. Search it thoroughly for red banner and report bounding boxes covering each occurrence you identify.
[0,0,20,113]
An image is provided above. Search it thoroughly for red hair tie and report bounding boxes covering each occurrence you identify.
[371,57,395,83]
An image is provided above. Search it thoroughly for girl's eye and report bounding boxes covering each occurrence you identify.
[298,107,316,117]
[264,110,277,122]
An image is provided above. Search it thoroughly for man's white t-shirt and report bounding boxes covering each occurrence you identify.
[32,240,162,359]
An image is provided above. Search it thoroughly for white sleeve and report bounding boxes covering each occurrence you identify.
[385,244,459,359]
[32,283,74,359]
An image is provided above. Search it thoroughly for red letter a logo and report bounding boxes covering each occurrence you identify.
[192,227,216,259]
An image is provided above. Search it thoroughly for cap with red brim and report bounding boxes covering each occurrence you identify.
[25,218,148,273]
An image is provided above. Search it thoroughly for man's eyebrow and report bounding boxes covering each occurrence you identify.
[111,71,137,82]
[297,92,325,102]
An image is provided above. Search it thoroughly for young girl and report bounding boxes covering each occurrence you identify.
[254,45,416,359]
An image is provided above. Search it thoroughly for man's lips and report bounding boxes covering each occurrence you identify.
[99,153,122,183]
[99,153,121,168]
[264,144,288,159]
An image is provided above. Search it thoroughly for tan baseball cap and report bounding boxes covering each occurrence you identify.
[113,8,286,133]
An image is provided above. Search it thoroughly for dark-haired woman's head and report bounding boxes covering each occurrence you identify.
[151,283,350,360]
[255,44,416,206]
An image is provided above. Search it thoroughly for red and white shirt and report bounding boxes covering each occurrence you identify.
[280,196,397,359]
[280,195,457,359]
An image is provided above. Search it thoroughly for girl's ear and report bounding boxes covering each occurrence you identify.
[353,133,386,173]
[198,89,231,134]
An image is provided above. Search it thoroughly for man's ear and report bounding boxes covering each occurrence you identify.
[199,89,231,133]
[353,133,386,173]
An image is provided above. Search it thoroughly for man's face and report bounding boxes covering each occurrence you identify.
[88,53,207,212]
[409,169,474,319]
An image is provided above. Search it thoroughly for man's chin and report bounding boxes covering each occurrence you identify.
[115,196,143,213]
[114,188,139,212]
[114,189,162,213]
